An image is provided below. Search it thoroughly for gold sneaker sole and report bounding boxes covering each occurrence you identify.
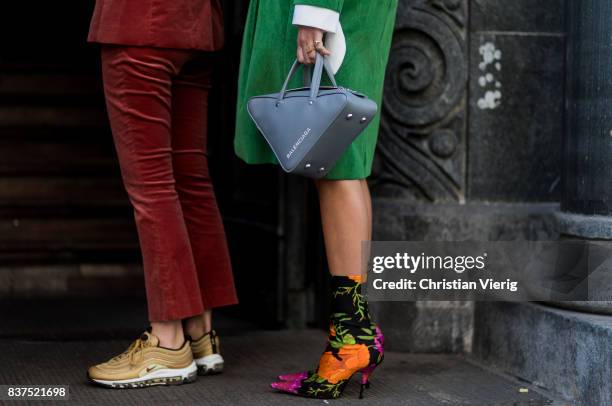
[194,354,224,376]
[88,362,198,389]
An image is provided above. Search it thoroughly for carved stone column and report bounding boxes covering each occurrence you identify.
[550,0,612,314]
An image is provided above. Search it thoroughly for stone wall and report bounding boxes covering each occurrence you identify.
[370,0,566,353]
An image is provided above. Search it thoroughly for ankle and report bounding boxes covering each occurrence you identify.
[150,321,184,349]
[183,311,212,340]
[184,324,207,341]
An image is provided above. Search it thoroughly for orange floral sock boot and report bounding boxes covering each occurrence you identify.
[271,275,384,399]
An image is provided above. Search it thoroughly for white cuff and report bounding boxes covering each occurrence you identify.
[325,24,346,74]
[292,5,340,33]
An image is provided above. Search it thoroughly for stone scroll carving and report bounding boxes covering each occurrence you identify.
[372,0,468,202]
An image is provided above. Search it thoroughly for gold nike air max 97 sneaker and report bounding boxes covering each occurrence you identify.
[190,330,224,375]
[87,331,197,388]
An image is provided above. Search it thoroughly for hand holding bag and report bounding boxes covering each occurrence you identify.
[247,53,378,178]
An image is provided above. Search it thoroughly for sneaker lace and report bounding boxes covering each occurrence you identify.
[111,337,147,364]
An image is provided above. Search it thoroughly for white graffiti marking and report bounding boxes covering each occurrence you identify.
[477,42,502,110]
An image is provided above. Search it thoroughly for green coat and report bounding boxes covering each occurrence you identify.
[234,0,398,179]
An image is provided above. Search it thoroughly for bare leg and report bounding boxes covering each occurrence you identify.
[315,179,371,276]
[360,179,372,241]
[360,179,373,278]
[183,310,213,339]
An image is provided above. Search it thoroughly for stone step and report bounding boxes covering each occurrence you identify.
[0,176,127,207]
[473,301,612,406]
[0,72,100,97]
[0,138,117,176]
[0,216,139,262]
[0,105,107,128]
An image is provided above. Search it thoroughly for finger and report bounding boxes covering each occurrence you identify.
[306,49,317,64]
[313,29,324,42]
[297,32,311,63]
[315,43,331,56]
[300,45,309,64]
[298,37,309,64]
[301,44,315,64]
[312,30,328,55]
[303,37,317,64]
[297,34,306,64]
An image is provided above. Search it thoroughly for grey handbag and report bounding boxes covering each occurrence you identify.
[247,53,378,178]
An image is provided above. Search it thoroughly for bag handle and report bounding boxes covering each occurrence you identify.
[277,53,337,104]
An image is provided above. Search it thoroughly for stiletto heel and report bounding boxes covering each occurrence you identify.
[359,373,368,399]
[359,383,366,399]
[358,362,377,398]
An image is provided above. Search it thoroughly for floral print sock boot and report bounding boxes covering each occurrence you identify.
[271,275,384,399]
[276,323,384,383]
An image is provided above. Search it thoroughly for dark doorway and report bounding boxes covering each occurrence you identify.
[207,2,286,327]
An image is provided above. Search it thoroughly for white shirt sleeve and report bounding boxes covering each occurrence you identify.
[292,5,340,33]
[292,5,347,74]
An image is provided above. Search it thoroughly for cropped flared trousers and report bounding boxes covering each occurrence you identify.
[101,45,238,322]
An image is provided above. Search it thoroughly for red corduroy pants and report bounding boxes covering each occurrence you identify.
[101,46,238,322]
